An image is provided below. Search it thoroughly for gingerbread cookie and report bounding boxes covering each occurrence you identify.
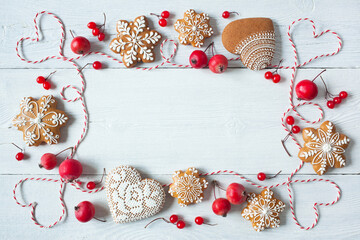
[222,18,275,70]
[169,167,208,206]
[242,189,285,232]
[174,9,213,48]
[106,165,166,223]
[298,121,350,175]
[12,95,68,146]
[109,16,162,68]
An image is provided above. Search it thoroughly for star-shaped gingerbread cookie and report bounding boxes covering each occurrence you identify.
[109,16,162,68]
[12,95,68,146]
[168,167,208,207]
[174,9,213,47]
[242,189,285,232]
[298,121,350,175]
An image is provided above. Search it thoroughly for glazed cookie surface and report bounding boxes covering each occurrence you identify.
[242,189,285,232]
[109,16,162,68]
[174,9,213,47]
[169,167,208,206]
[12,95,68,146]
[298,121,350,175]
[106,165,166,223]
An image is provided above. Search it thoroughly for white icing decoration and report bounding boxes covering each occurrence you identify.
[105,165,165,224]
[12,96,68,146]
[301,122,350,173]
[110,16,161,67]
[234,31,275,71]
[242,189,285,232]
[174,9,213,47]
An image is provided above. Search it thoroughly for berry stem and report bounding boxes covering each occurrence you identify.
[78,63,91,74]
[204,42,214,56]
[144,217,170,228]
[267,170,282,179]
[204,222,218,226]
[312,69,326,82]
[0,142,24,152]
[97,168,107,184]
[93,217,107,222]
[150,13,161,19]
[320,76,336,100]
[45,70,57,80]
[98,13,107,32]
[229,11,239,15]
[55,147,74,156]
[69,30,75,38]
[273,59,283,74]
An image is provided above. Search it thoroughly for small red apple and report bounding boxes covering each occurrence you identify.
[71,36,91,55]
[189,50,208,69]
[226,183,246,205]
[59,159,83,181]
[208,54,228,74]
[75,201,95,223]
[212,198,231,217]
[295,80,318,100]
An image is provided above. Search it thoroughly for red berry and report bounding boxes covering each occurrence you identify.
[195,216,204,225]
[158,18,167,27]
[176,220,186,229]
[292,125,301,134]
[36,76,46,84]
[334,97,342,104]
[169,214,178,224]
[212,198,231,217]
[15,152,24,161]
[264,71,273,80]
[92,28,100,36]
[189,50,208,69]
[75,201,95,223]
[295,80,318,100]
[272,74,281,83]
[286,116,295,125]
[43,81,51,90]
[327,100,335,109]
[226,183,246,205]
[257,172,266,181]
[59,159,83,181]
[39,153,57,170]
[71,36,91,55]
[339,91,348,99]
[87,22,97,29]
[209,55,228,74]
[222,11,230,18]
[93,61,102,70]
[87,181,96,190]
[98,32,105,41]
[161,11,170,18]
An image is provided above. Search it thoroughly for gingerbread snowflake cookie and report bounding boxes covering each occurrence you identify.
[109,16,162,68]
[298,121,350,175]
[106,165,166,223]
[242,189,285,232]
[169,167,208,206]
[12,95,68,146]
[174,9,214,48]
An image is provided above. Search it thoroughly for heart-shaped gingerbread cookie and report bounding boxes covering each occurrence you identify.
[105,165,165,223]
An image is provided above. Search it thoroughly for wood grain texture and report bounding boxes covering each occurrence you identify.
[0,0,359,239]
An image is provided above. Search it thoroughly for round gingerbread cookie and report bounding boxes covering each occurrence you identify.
[222,18,275,71]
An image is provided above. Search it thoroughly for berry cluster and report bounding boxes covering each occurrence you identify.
[264,60,283,83]
[36,71,56,90]
[189,42,228,73]
[281,115,301,156]
[327,91,348,109]
[87,13,107,41]
[222,11,239,19]
[145,215,215,229]
[150,11,170,27]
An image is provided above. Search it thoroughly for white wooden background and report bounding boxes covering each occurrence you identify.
[1,0,360,239]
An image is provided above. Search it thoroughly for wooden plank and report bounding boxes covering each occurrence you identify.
[1,174,359,239]
[0,0,359,69]
[0,68,359,175]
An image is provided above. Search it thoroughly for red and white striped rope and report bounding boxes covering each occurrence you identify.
[14,12,342,230]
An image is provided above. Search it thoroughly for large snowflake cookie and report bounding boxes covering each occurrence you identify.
[12,95,68,146]
[174,9,214,48]
[105,165,166,223]
[242,189,285,232]
[298,121,350,175]
[109,16,162,68]
[169,167,208,206]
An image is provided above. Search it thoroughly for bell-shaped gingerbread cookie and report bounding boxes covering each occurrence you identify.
[222,18,275,71]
